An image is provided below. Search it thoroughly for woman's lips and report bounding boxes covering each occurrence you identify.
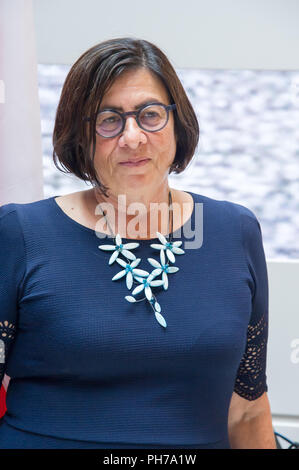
[119,159,150,167]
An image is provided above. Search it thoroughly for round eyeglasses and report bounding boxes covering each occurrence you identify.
[85,103,176,138]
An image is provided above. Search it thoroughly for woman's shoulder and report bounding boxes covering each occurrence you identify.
[0,194,59,232]
[1,195,54,212]
[187,190,258,221]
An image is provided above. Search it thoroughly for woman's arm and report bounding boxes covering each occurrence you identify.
[228,391,276,449]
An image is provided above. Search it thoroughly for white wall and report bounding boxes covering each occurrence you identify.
[0,0,44,205]
[33,0,299,69]
[267,260,299,447]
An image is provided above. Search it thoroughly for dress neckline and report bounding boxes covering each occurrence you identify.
[50,191,196,243]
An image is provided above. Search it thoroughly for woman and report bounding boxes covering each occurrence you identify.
[0,38,276,449]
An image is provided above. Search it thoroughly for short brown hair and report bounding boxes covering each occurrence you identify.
[53,37,199,196]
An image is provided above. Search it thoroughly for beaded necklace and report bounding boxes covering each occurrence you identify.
[97,190,185,328]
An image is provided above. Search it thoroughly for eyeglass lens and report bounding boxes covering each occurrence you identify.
[96,104,168,137]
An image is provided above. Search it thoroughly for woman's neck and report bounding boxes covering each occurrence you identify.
[92,185,173,239]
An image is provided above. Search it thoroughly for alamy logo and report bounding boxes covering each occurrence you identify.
[94,196,204,249]
[290,338,299,364]
[0,339,4,364]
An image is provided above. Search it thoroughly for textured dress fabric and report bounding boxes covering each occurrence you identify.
[0,191,269,449]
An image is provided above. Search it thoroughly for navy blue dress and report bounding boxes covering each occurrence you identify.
[0,191,268,449]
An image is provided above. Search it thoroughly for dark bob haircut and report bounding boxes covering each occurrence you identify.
[53,37,199,196]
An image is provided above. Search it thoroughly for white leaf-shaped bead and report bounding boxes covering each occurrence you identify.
[123,242,140,250]
[126,271,133,289]
[160,249,166,266]
[145,286,152,301]
[171,246,185,255]
[122,249,136,260]
[130,258,141,269]
[162,271,168,290]
[150,268,162,278]
[154,301,161,312]
[115,257,127,268]
[133,269,149,276]
[150,244,165,250]
[155,311,167,328]
[167,266,179,273]
[166,249,175,263]
[125,295,136,302]
[98,244,116,251]
[147,258,161,269]
[172,240,183,247]
[150,279,164,287]
[132,284,145,296]
[112,270,126,281]
[109,251,119,265]
[156,232,167,245]
[115,234,122,246]
[147,273,155,283]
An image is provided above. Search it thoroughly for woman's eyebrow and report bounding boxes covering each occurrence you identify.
[99,99,164,111]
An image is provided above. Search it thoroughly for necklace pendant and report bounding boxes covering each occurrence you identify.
[149,297,167,328]
[97,190,185,328]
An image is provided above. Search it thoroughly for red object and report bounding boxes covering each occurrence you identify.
[0,385,7,418]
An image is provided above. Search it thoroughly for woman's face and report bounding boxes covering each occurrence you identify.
[92,67,177,196]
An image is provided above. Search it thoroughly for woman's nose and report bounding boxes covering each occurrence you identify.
[118,117,147,148]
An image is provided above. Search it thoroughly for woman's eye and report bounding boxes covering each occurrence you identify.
[97,115,121,128]
[103,116,118,123]
[144,112,158,118]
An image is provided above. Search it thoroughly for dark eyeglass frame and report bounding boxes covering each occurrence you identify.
[84,102,176,138]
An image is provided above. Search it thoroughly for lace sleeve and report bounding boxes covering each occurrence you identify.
[0,321,17,384]
[234,210,269,400]
[234,313,268,400]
